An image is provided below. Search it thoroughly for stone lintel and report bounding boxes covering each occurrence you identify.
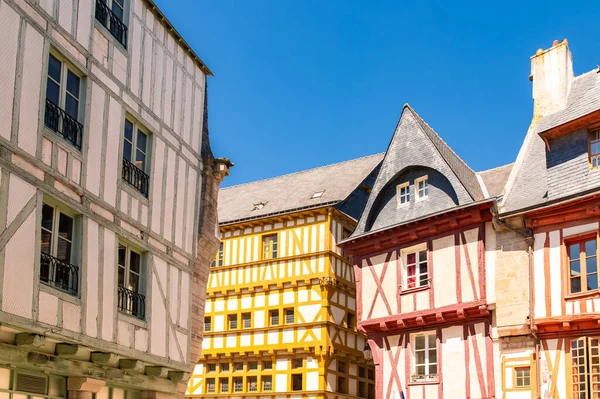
[56,343,79,356]
[90,352,118,365]
[119,359,144,371]
[16,333,45,348]
[67,377,106,393]
[145,366,168,378]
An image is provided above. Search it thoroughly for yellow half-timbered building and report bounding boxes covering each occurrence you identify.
[187,154,382,399]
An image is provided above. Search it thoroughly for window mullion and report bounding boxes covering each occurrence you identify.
[581,243,588,293]
[125,247,130,288]
[60,63,67,111]
[131,124,137,161]
[52,207,60,258]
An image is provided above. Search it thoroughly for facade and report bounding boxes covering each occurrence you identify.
[0,1,229,399]
[186,155,382,399]
[500,40,600,399]
[339,105,511,399]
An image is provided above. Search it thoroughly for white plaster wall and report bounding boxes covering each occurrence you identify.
[151,256,168,357]
[441,325,466,397]
[0,4,19,141]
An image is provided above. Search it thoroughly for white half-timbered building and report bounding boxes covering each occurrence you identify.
[0,1,229,399]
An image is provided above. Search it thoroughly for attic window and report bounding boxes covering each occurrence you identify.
[253,202,267,211]
[311,190,325,199]
[589,129,600,169]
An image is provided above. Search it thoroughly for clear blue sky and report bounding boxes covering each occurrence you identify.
[154,0,599,188]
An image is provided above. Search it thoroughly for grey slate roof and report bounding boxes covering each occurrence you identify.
[502,68,600,215]
[537,68,600,134]
[478,163,513,198]
[352,104,484,237]
[218,154,384,224]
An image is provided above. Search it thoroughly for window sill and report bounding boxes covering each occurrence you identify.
[118,311,148,328]
[43,125,83,154]
[565,290,600,300]
[39,282,81,305]
[399,285,430,295]
[407,379,439,386]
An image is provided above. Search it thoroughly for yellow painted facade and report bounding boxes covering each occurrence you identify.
[187,208,374,399]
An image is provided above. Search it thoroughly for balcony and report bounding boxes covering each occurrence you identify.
[95,0,128,48]
[40,252,79,296]
[117,286,145,320]
[44,100,83,150]
[122,158,149,197]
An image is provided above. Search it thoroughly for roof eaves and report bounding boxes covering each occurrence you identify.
[219,201,341,226]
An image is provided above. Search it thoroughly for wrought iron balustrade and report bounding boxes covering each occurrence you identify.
[122,158,150,197]
[40,252,79,295]
[44,100,83,150]
[117,285,146,319]
[95,0,128,48]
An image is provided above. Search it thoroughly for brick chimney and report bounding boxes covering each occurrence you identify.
[530,39,574,121]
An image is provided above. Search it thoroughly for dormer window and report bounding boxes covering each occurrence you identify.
[311,190,325,199]
[397,183,410,207]
[416,176,429,200]
[589,129,600,169]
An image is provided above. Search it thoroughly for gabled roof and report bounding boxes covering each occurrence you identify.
[502,67,600,215]
[537,68,600,134]
[478,163,513,198]
[352,104,484,237]
[218,154,384,225]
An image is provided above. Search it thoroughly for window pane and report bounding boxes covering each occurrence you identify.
[588,256,598,274]
[42,204,54,231]
[428,364,437,374]
[570,260,581,277]
[56,237,72,262]
[415,336,425,350]
[571,278,581,294]
[66,70,80,98]
[419,250,427,262]
[130,251,141,273]
[586,240,597,257]
[137,130,147,153]
[118,264,125,287]
[112,0,124,20]
[124,120,134,141]
[65,95,79,119]
[592,141,600,156]
[587,273,598,290]
[416,365,425,375]
[46,79,60,104]
[129,272,140,293]
[48,54,62,82]
[570,244,580,260]
[41,230,52,254]
[123,140,132,162]
[135,149,146,171]
[118,244,126,266]
[58,213,73,241]
[428,334,436,348]
[407,253,415,265]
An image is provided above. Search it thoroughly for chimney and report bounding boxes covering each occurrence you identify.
[530,39,574,121]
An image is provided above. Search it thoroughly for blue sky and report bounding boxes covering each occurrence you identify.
[154,0,599,188]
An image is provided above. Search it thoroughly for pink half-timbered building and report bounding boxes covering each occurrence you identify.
[340,105,506,399]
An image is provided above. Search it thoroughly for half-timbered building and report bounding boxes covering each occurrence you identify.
[501,39,600,399]
[186,155,381,399]
[0,1,229,399]
[339,105,515,399]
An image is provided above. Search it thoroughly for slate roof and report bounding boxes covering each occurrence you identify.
[537,68,600,134]
[478,163,513,198]
[218,154,384,225]
[502,67,600,215]
[352,104,485,237]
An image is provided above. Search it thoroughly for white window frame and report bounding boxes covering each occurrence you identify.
[402,244,429,290]
[396,182,410,207]
[242,313,251,329]
[40,201,79,265]
[46,50,84,121]
[123,117,151,174]
[411,332,438,382]
[285,308,294,324]
[117,243,145,295]
[415,175,429,200]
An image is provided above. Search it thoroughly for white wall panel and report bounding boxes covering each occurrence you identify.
[174,158,186,248]
[58,0,73,33]
[76,0,93,48]
[86,218,100,337]
[103,97,122,206]
[86,83,106,195]
[129,18,142,97]
[150,256,168,357]
[0,4,20,140]
[101,229,116,341]
[150,138,165,234]
[162,148,176,241]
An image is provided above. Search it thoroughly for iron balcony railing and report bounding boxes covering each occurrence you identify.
[117,285,145,319]
[122,158,150,197]
[40,252,79,296]
[95,0,128,48]
[44,100,83,150]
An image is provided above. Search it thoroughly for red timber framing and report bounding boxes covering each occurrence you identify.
[525,193,600,336]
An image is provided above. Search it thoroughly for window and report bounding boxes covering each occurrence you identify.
[45,53,83,149]
[219,378,228,393]
[292,373,303,391]
[220,363,229,372]
[263,361,272,370]
[368,383,375,399]
[262,376,272,391]
[40,202,79,295]
[204,317,211,332]
[211,243,223,268]
[247,377,257,392]
[412,333,437,382]
[337,361,346,373]
[242,313,251,329]
[346,313,355,329]
[358,381,366,398]
[367,369,374,380]
[228,315,238,330]
[285,308,294,324]
[262,234,278,260]
[117,243,145,319]
[95,0,128,47]
[590,129,600,169]
[122,119,150,197]
[270,310,279,326]
[234,363,243,372]
[337,376,346,394]
[416,176,429,200]
[311,190,325,199]
[233,377,243,392]
[207,364,216,373]
[568,237,598,294]
[571,337,600,398]
[206,378,215,393]
[249,362,258,371]
[292,359,302,369]
[515,367,531,388]
[397,183,410,206]
[358,367,365,378]
[405,248,428,289]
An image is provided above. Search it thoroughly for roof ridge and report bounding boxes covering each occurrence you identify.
[221,152,385,190]
[404,104,478,176]
[477,162,515,174]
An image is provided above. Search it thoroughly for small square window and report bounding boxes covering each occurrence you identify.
[233,377,243,392]
[337,376,346,394]
[263,235,278,260]
[415,176,429,200]
[263,361,272,370]
[292,373,303,391]
[590,129,600,169]
[204,317,211,332]
[219,378,229,393]
[515,367,530,387]
[206,378,215,393]
[211,243,223,268]
[337,361,346,373]
[234,362,243,372]
[404,247,428,289]
[270,310,279,326]
[242,313,252,329]
[247,377,257,392]
[285,308,294,324]
[397,183,410,206]
[229,315,238,330]
[358,366,365,378]
[346,313,355,329]
[249,362,258,371]
[207,364,216,373]
[292,359,303,369]
[262,376,272,391]
[220,363,229,372]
